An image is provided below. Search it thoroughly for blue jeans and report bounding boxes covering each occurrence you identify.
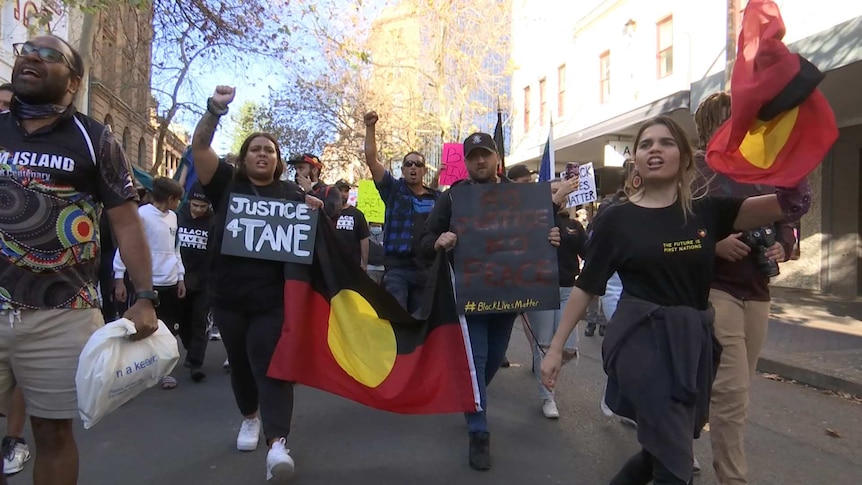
[382,267,425,315]
[464,312,517,433]
[601,272,623,321]
[526,286,575,400]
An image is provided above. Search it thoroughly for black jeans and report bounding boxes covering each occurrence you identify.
[178,289,209,367]
[155,285,183,336]
[609,449,691,485]
[213,306,294,441]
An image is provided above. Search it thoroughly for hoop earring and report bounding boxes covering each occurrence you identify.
[632,172,642,189]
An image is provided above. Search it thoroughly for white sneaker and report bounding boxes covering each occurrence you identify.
[266,437,295,481]
[237,417,261,451]
[223,358,230,371]
[3,441,31,475]
[542,398,560,419]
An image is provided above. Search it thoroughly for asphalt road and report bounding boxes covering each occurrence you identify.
[6,321,862,484]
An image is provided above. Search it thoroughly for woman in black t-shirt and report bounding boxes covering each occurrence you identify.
[191,86,323,482]
[541,116,810,484]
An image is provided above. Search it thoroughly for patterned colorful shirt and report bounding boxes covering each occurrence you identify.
[0,107,138,309]
[375,171,439,262]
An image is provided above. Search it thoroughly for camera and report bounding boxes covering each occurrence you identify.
[741,226,780,277]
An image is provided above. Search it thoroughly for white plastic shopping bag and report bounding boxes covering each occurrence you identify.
[76,318,179,429]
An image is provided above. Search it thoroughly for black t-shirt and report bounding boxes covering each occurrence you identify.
[576,196,743,310]
[334,206,371,266]
[0,108,138,309]
[203,162,305,311]
[555,209,587,287]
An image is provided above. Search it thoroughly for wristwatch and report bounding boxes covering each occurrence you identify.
[135,290,160,307]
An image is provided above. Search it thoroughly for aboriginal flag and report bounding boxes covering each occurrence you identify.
[268,222,480,414]
[706,0,838,187]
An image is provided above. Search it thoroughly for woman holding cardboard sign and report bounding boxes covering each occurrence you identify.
[191,85,323,483]
[541,116,811,485]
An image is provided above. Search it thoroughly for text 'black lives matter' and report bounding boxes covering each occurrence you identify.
[451,182,560,315]
[220,193,319,264]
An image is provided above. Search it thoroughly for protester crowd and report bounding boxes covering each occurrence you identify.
[0,34,815,485]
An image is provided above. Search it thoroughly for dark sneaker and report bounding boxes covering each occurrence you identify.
[584,323,596,337]
[468,432,491,471]
[598,324,606,337]
[499,357,510,368]
[191,367,206,382]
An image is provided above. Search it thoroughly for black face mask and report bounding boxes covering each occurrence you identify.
[11,97,71,120]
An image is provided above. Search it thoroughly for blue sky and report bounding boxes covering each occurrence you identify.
[159,0,390,156]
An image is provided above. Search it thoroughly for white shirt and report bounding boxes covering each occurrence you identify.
[114,204,185,287]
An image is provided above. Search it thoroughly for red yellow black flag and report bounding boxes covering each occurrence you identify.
[706,0,838,187]
[267,222,481,414]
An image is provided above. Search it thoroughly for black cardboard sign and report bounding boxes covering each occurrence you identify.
[220,193,318,264]
[450,183,560,314]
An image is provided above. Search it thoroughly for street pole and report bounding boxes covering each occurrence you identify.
[74,8,97,115]
[725,0,740,90]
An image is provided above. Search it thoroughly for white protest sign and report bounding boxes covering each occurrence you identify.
[566,162,598,208]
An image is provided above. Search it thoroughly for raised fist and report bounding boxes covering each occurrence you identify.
[212,85,236,106]
[364,111,379,127]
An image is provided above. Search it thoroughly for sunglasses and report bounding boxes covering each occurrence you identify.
[402,160,425,168]
[13,42,76,73]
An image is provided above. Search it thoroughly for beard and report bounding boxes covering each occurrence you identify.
[12,75,70,105]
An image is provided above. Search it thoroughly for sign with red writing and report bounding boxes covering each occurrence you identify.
[438,143,468,186]
[450,183,560,315]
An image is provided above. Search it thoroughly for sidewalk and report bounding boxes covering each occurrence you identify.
[758,287,862,396]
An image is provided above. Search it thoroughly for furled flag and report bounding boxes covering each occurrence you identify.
[493,108,506,176]
[705,0,838,187]
[268,222,480,414]
[173,147,198,204]
[538,118,554,182]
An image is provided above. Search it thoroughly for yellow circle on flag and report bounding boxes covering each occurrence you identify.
[327,290,397,387]
[738,106,799,169]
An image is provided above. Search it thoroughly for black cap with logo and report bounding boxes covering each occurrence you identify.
[463,132,497,159]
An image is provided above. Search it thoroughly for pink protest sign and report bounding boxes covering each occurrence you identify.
[438,143,467,186]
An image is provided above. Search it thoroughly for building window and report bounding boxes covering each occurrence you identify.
[657,16,673,78]
[557,65,566,118]
[523,86,531,132]
[137,138,146,168]
[539,78,546,126]
[122,127,131,152]
[599,50,611,104]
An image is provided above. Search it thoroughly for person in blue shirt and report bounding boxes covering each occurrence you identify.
[363,111,440,314]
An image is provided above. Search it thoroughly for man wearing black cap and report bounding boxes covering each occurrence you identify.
[289,153,342,222]
[334,180,371,270]
[420,132,561,472]
[176,184,215,381]
[507,165,536,183]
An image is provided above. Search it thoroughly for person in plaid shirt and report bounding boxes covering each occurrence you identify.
[363,111,440,314]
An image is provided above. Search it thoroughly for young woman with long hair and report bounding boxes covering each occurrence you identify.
[541,115,810,484]
[191,85,323,483]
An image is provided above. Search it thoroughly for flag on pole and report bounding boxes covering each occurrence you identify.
[538,119,554,182]
[173,147,199,204]
[493,109,505,175]
[705,0,837,187]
